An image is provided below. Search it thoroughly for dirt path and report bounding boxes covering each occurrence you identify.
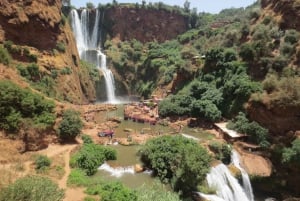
[34,144,86,201]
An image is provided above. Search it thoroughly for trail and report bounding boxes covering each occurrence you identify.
[54,145,85,201]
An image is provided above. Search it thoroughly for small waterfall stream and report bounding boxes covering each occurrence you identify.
[99,162,135,178]
[231,150,254,201]
[70,9,117,103]
[198,150,254,201]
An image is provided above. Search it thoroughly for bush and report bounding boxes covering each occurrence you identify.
[67,168,90,187]
[0,46,12,65]
[139,135,211,194]
[35,155,51,170]
[209,141,232,164]
[58,109,83,141]
[82,134,94,144]
[71,143,116,176]
[0,175,64,201]
[56,42,66,53]
[137,181,180,201]
[86,182,137,201]
[282,138,300,164]
[60,67,72,75]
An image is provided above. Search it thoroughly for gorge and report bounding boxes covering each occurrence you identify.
[0,0,299,201]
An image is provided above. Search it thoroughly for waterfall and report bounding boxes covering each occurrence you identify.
[231,151,254,201]
[70,9,117,103]
[198,150,254,201]
[99,162,135,177]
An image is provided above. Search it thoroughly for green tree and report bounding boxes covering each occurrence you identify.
[58,109,83,141]
[0,176,64,201]
[190,99,221,121]
[71,143,116,176]
[282,138,300,164]
[139,135,211,194]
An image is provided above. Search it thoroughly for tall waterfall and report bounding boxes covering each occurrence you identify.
[70,9,117,103]
[231,151,254,201]
[198,151,254,201]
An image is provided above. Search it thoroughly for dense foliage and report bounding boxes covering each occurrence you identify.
[139,135,211,194]
[0,80,56,132]
[58,109,83,140]
[282,138,300,164]
[70,143,116,176]
[159,48,261,120]
[0,175,64,201]
[228,112,270,148]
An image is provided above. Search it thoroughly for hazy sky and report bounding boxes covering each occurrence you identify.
[71,0,256,14]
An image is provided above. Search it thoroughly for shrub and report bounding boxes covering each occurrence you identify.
[0,175,64,201]
[56,42,66,53]
[67,168,89,187]
[137,181,180,201]
[58,109,83,141]
[86,181,137,201]
[81,134,93,144]
[71,143,116,176]
[60,67,72,75]
[139,135,211,194]
[35,155,51,170]
[282,138,300,164]
[0,46,12,65]
[209,141,232,164]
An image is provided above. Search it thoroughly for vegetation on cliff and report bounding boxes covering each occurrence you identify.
[0,80,56,132]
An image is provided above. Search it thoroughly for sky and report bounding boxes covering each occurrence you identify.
[71,0,257,14]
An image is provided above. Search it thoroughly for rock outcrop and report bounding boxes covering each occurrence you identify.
[261,0,300,31]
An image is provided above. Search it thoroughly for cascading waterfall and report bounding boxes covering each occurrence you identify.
[99,162,135,178]
[198,150,254,201]
[70,9,117,103]
[231,151,254,201]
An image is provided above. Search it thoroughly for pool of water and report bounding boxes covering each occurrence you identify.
[94,104,270,199]
[95,144,156,189]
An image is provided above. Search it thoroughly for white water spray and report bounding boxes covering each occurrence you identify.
[198,150,255,201]
[99,162,135,177]
[70,9,117,103]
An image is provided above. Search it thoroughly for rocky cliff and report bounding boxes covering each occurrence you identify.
[0,0,96,104]
[104,6,189,43]
[261,0,300,31]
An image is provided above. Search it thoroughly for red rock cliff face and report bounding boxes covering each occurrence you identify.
[105,7,189,43]
[0,0,96,104]
[0,0,61,50]
[261,0,300,31]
